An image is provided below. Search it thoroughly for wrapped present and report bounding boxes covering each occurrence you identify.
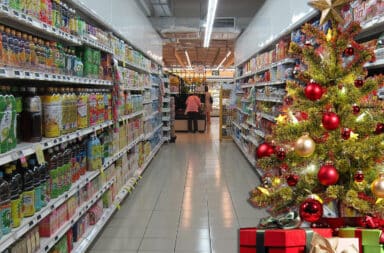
[310,232,358,253]
[239,227,333,253]
[339,227,384,253]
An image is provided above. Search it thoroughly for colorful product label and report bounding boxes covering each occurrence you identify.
[22,190,35,217]
[34,185,42,212]
[43,97,62,137]
[11,197,22,228]
[0,201,11,235]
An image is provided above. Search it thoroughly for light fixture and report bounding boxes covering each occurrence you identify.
[203,0,218,48]
[185,50,192,69]
[216,51,231,70]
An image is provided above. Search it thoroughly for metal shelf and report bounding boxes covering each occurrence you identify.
[80,36,113,54]
[255,96,283,103]
[0,67,113,86]
[260,112,276,122]
[115,57,151,74]
[118,111,144,121]
[235,58,296,81]
[144,124,163,140]
[241,80,286,88]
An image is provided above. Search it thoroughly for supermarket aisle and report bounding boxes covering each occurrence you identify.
[89,118,267,253]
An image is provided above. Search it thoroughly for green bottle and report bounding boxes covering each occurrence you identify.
[0,93,9,153]
[8,94,16,150]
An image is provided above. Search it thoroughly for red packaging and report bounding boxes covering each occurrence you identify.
[39,210,58,237]
[67,229,73,253]
[239,228,333,253]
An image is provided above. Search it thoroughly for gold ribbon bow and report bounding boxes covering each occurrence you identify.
[310,233,359,253]
[259,211,301,229]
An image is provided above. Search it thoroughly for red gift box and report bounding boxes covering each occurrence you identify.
[239,228,332,253]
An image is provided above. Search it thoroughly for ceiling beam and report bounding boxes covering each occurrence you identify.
[224,55,234,68]
[174,49,186,67]
[211,47,221,66]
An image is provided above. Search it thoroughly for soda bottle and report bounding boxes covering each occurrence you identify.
[0,170,11,235]
[4,164,22,228]
[20,160,35,217]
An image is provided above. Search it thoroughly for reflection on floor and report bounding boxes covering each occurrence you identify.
[89,117,267,253]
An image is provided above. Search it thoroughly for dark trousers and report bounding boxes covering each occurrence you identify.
[187,111,199,132]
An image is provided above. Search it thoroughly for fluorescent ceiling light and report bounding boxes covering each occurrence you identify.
[216,51,231,70]
[203,0,218,48]
[185,50,192,69]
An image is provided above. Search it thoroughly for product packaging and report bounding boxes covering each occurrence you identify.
[339,227,384,253]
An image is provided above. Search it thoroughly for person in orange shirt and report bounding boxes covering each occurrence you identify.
[185,94,201,133]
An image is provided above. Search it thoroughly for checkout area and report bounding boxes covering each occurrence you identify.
[173,93,207,132]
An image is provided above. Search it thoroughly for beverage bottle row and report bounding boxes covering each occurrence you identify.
[0,86,111,154]
[0,24,86,76]
[0,127,112,236]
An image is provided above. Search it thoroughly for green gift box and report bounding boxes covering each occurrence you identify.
[364,245,384,253]
[339,227,384,253]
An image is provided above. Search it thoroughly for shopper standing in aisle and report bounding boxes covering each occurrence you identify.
[204,85,213,124]
[185,93,201,133]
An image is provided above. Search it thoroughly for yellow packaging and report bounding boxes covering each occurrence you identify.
[22,190,35,217]
[42,94,62,138]
[77,94,88,129]
[11,196,22,228]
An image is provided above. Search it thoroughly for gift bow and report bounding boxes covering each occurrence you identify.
[310,233,358,253]
[360,215,384,244]
[259,211,301,229]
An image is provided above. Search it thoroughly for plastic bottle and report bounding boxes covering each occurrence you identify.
[39,162,49,206]
[46,148,58,199]
[42,88,62,138]
[8,94,17,150]
[62,142,71,191]
[28,158,41,212]
[52,145,62,196]
[21,87,42,142]
[20,160,35,217]
[78,137,87,175]
[87,134,101,171]
[0,170,11,235]
[0,93,7,153]
[4,163,22,228]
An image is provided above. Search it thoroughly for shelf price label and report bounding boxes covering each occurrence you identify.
[35,144,45,165]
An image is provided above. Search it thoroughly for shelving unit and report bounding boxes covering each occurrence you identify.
[162,75,171,142]
[0,0,165,252]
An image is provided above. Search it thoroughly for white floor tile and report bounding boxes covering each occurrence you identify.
[88,118,262,253]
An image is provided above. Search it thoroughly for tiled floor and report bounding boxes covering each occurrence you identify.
[88,118,267,253]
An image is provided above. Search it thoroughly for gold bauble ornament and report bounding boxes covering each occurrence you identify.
[371,172,384,198]
[294,133,316,157]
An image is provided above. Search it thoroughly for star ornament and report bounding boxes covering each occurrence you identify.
[276,114,287,124]
[308,0,351,25]
[350,132,359,140]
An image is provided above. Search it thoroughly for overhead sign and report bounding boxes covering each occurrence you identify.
[211,70,220,76]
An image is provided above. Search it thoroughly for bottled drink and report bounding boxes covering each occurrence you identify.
[42,88,62,138]
[0,170,11,235]
[21,87,42,142]
[4,163,22,228]
[28,158,41,212]
[87,134,101,171]
[62,142,71,191]
[46,147,58,199]
[39,162,49,206]
[20,160,35,217]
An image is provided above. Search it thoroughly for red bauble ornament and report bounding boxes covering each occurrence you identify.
[318,162,339,186]
[256,143,275,158]
[344,45,354,57]
[276,147,286,160]
[322,112,340,130]
[286,174,299,186]
[375,123,384,134]
[295,111,309,121]
[352,104,360,114]
[341,128,351,140]
[304,81,324,101]
[354,78,364,88]
[279,163,289,175]
[284,96,294,106]
[299,198,323,223]
[354,170,364,183]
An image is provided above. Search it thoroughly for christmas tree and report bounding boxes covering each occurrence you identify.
[249,0,384,222]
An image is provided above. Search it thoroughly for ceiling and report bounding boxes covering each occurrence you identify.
[137,0,265,69]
